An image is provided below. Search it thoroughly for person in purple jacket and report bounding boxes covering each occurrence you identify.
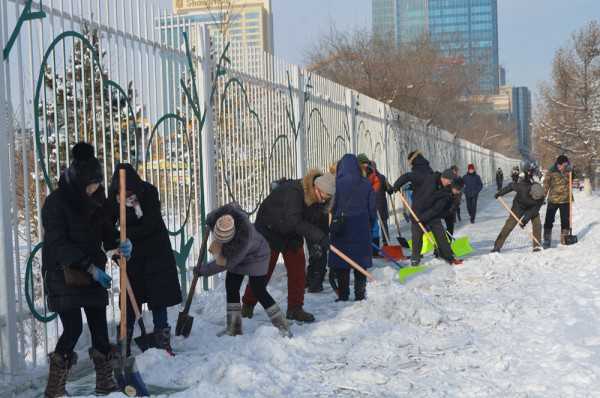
[195,204,292,337]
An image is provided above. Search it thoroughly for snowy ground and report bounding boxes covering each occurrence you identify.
[18,189,600,397]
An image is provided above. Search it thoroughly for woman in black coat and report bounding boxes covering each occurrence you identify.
[107,164,182,353]
[42,143,129,397]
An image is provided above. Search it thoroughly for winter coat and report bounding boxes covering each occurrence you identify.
[445,191,462,223]
[496,169,504,184]
[417,174,454,225]
[107,164,182,310]
[392,154,434,216]
[199,204,270,277]
[42,174,119,313]
[374,172,392,221]
[543,165,572,205]
[497,179,544,223]
[328,154,376,270]
[463,172,483,198]
[255,169,327,252]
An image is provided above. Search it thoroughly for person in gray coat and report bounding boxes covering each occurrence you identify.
[195,204,291,337]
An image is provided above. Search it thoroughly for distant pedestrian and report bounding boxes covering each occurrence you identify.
[451,165,462,222]
[463,164,483,223]
[496,167,504,191]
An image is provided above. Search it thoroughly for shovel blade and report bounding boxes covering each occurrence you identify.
[408,232,435,255]
[133,333,155,353]
[564,235,578,245]
[175,312,194,338]
[115,356,150,397]
[397,236,410,249]
[397,265,429,284]
[382,245,407,261]
[451,236,474,257]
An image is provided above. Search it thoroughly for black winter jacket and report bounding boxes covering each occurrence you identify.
[107,164,182,310]
[418,174,454,225]
[255,170,327,252]
[42,174,118,312]
[375,172,392,221]
[392,155,434,217]
[496,179,544,224]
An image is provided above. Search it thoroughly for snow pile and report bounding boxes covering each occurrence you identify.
[19,190,600,397]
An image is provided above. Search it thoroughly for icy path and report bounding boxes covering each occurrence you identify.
[21,190,600,397]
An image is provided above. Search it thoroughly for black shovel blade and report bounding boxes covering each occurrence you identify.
[175,312,193,337]
[134,333,155,352]
[564,235,578,245]
[397,236,410,249]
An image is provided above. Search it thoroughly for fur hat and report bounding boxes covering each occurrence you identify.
[68,142,103,187]
[315,173,336,197]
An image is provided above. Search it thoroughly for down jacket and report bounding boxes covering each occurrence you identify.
[392,154,435,217]
[199,204,270,277]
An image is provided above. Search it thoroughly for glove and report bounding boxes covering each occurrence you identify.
[119,239,133,259]
[87,265,112,288]
[519,216,530,228]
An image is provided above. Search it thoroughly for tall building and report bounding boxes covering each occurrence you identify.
[372,0,499,94]
[499,66,506,86]
[512,86,532,158]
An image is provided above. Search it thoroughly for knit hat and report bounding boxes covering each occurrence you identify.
[213,214,235,244]
[441,169,455,181]
[357,153,370,164]
[467,164,475,171]
[314,173,336,197]
[69,142,103,187]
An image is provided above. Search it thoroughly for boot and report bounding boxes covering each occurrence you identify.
[44,351,77,398]
[266,304,293,338]
[241,302,255,319]
[560,229,569,245]
[225,303,242,336]
[410,256,422,267]
[543,228,552,249]
[354,274,367,301]
[154,327,174,355]
[491,247,501,253]
[89,348,119,396]
[286,306,315,323]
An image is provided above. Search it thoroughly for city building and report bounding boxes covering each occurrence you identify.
[372,0,499,94]
[512,86,532,158]
[499,66,506,86]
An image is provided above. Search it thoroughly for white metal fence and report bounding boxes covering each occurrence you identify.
[0,0,518,383]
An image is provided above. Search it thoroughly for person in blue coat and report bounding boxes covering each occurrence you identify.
[463,164,483,223]
[328,154,376,301]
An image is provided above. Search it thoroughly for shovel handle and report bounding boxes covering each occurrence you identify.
[396,192,436,247]
[376,210,391,246]
[569,171,573,231]
[119,169,127,344]
[389,194,403,238]
[330,245,375,282]
[497,197,543,249]
[182,228,211,314]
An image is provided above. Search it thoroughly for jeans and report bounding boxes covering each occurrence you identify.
[544,203,570,230]
[227,272,275,309]
[56,307,110,356]
[466,195,479,222]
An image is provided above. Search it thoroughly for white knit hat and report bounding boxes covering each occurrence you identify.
[213,214,235,244]
[314,173,336,197]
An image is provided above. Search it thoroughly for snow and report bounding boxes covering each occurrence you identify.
[17,189,600,397]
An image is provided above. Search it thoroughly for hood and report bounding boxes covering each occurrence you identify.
[108,163,145,199]
[58,170,106,215]
[206,204,252,261]
[337,154,362,181]
[411,154,433,174]
[302,169,323,207]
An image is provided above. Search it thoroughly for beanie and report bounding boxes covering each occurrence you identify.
[69,142,103,187]
[467,164,475,171]
[556,155,569,165]
[441,169,455,181]
[314,173,336,197]
[213,214,236,244]
[357,153,370,164]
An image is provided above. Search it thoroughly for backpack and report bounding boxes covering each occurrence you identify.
[530,183,545,200]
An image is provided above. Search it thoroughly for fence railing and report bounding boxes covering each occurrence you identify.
[0,0,518,382]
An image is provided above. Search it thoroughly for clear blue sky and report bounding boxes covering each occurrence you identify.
[157,0,600,99]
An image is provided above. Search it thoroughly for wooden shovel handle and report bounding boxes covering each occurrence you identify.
[497,196,543,248]
[330,245,375,282]
[119,169,127,342]
[182,228,211,314]
[389,194,403,237]
[376,210,391,246]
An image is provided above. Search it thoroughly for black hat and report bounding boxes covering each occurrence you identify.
[68,142,103,187]
[556,155,569,165]
[441,168,455,181]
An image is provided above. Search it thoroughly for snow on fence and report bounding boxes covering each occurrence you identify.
[0,0,518,381]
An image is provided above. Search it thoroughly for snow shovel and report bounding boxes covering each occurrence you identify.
[397,265,429,284]
[377,210,406,261]
[497,197,544,249]
[446,232,474,258]
[125,276,155,353]
[175,228,210,338]
[564,172,578,245]
[371,242,402,269]
[397,193,436,255]
[115,169,149,397]
[389,194,410,248]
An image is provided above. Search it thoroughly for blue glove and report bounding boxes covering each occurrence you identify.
[119,239,133,259]
[87,265,112,288]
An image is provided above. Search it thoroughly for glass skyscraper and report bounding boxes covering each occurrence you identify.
[372,0,499,94]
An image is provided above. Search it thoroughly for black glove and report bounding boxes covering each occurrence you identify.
[520,216,530,228]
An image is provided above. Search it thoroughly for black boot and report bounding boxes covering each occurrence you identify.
[154,327,174,354]
[354,273,367,301]
[89,348,119,396]
[44,351,77,398]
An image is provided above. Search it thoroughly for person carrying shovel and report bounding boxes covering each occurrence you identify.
[543,155,574,248]
[195,204,292,337]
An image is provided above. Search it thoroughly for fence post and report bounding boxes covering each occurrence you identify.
[346,89,357,154]
[200,25,216,290]
[0,6,19,374]
[294,66,306,178]
[381,103,389,177]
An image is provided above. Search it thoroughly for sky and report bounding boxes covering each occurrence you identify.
[158,0,600,100]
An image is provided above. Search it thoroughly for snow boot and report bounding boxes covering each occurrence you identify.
[154,327,174,355]
[533,247,542,253]
[286,306,315,323]
[543,228,552,249]
[560,229,570,245]
[44,351,77,398]
[241,302,255,319]
[491,247,501,253]
[225,303,243,336]
[266,304,293,338]
[89,348,119,396]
